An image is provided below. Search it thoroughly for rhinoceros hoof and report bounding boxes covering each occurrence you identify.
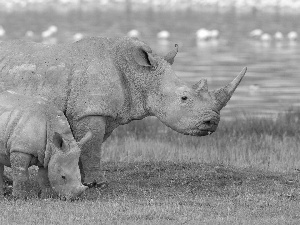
[12,189,30,200]
[3,185,13,196]
[83,180,108,189]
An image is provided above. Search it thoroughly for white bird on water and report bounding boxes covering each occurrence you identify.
[249,29,263,39]
[195,28,220,48]
[249,84,260,96]
[73,33,84,42]
[157,30,170,39]
[287,31,298,41]
[0,26,6,38]
[196,28,211,41]
[42,25,58,45]
[260,33,272,42]
[210,29,219,39]
[42,25,58,39]
[274,31,283,41]
[127,29,140,38]
[25,30,34,38]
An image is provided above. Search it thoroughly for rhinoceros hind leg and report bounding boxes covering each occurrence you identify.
[10,152,31,199]
[37,167,56,199]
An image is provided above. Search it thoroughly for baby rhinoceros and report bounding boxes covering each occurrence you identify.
[0,91,90,200]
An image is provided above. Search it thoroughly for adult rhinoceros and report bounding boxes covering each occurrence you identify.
[0,37,246,185]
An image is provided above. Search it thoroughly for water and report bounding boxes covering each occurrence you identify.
[145,37,300,119]
[1,9,300,119]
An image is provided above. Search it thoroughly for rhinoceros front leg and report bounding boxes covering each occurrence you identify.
[73,116,106,186]
[37,167,56,199]
[10,152,32,199]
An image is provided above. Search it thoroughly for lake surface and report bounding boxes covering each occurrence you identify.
[145,36,300,119]
[1,9,299,119]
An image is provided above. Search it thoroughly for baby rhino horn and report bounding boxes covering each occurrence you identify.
[77,131,93,149]
[164,44,178,65]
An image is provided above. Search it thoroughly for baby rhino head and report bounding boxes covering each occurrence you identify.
[47,131,92,200]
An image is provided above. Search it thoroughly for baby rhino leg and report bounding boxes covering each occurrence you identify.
[37,167,56,199]
[10,152,32,199]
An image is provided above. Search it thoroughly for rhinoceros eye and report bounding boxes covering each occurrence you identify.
[181,96,188,101]
[62,175,66,180]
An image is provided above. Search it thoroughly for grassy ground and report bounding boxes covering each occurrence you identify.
[1,162,300,224]
[1,109,300,224]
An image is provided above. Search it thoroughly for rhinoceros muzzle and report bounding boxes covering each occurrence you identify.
[193,112,220,136]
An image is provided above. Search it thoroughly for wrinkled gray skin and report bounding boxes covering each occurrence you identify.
[0,91,89,199]
[0,37,246,185]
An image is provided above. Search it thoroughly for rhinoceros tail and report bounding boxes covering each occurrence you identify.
[44,120,52,167]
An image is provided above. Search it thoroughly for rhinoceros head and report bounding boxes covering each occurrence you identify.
[47,131,92,199]
[131,43,247,136]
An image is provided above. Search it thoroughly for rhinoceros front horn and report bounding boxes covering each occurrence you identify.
[210,67,247,110]
[164,44,178,65]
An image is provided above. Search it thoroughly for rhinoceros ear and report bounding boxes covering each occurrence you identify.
[164,44,178,65]
[133,45,157,68]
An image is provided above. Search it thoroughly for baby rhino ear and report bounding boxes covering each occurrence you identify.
[133,45,157,68]
[53,132,63,149]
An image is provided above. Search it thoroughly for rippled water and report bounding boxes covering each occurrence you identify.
[1,9,299,119]
[145,37,300,119]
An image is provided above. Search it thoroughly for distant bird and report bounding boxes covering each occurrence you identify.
[260,33,272,42]
[127,29,140,38]
[24,30,39,42]
[274,31,283,41]
[42,25,58,39]
[72,33,84,42]
[249,29,263,39]
[41,25,58,45]
[210,29,219,39]
[196,28,211,41]
[0,25,6,38]
[25,30,34,38]
[287,31,298,41]
[249,84,260,96]
[195,28,220,48]
[157,30,170,39]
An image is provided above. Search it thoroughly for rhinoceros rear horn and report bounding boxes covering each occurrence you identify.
[164,44,178,65]
[210,67,247,110]
[193,78,208,94]
[77,131,93,149]
[133,45,157,68]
